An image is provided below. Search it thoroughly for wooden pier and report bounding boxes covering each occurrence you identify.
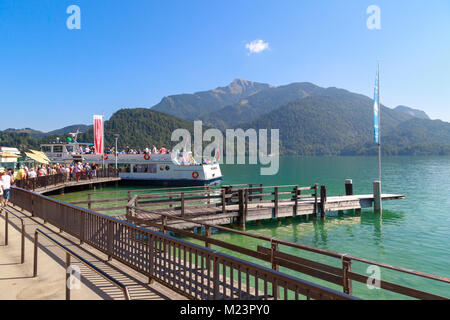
[6,187,448,300]
[71,183,405,230]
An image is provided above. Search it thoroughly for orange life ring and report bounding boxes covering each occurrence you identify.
[144,154,151,160]
[103,154,109,160]
[192,171,199,179]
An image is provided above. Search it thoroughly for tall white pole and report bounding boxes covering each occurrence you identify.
[375,61,382,213]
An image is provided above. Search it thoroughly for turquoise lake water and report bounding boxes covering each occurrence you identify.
[54,156,450,299]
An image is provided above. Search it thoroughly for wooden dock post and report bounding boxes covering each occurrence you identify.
[274,187,279,218]
[221,188,226,213]
[345,179,353,196]
[373,181,382,213]
[181,192,185,216]
[293,185,299,217]
[238,189,246,231]
[320,185,327,219]
[87,194,91,210]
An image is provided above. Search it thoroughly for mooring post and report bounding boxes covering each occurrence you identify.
[294,185,299,217]
[320,185,327,219]
[87,194,91,210]
[373,181,382,213]
[345,179,353,196]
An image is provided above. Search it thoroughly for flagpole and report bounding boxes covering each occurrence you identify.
[102,112,105,171]
[376,61,382,213]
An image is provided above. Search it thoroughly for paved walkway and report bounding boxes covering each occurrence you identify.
[0,205,186,300]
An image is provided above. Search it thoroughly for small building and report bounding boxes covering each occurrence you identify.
[0,146,20,170]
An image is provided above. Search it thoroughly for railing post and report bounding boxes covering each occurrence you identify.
[4,210,8,246]
[66,252,71,300]
[213,256,219,300]
[162,216,167,235]
[79,211,84,245]
[181,192,185,216]
[274,187,279,218]
[107,220,113,261]
[320,185,327,219]
[342,255,353,295]
[33,231,38,277]
[207,187,211,205]
[21,221,25,264]
[294,185,299,216]
[238,189,245,230]
[271,241,279,299]
[169,188,173,208]
[221,188,226,213]
[205,225,211,249]
[249,184,253,202]
[314,184,318,217]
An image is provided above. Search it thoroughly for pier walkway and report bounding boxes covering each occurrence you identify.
[0,204,186,300]
[14,169,121,195]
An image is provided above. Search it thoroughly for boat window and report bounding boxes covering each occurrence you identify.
[53,146,63,153]
[118,163,131,173]
[165,165,170,171]
[41,146,51,153]
[149,164,157,173]
[66,146,74,153]
[160,165,164,171]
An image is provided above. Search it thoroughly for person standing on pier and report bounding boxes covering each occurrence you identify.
[0,170,14,207]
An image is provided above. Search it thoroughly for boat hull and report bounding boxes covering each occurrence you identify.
[119,176,222,187]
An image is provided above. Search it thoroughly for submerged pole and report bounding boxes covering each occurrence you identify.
[373,180,382,213]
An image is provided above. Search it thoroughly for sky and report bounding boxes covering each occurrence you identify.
[0,0,449,131]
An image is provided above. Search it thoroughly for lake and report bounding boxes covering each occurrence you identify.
[54,156,450,299]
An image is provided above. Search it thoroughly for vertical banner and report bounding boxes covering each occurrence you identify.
[93,115,104,155]
[373,69,380,144]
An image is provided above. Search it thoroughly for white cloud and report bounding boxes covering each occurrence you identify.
[245,39,269,54]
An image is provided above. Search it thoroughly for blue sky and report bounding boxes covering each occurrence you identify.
[0,0,449,131]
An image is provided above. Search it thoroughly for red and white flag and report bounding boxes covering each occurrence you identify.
[93,115,104,155]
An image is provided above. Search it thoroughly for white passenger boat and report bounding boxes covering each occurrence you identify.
[39,142,222,187]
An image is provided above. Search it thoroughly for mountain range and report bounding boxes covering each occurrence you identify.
[1,79,449,156]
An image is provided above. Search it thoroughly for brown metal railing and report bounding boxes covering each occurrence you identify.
[10,187,355,300]
[1,207,26,264]
[125,196,450,300]
[14,169,119,191]
[33,228,130,300]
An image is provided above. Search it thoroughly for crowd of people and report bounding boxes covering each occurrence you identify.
[1,162,101,184]
[79,145,171,155]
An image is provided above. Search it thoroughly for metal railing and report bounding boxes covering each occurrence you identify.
[10,187,355,300]
[125,197,450,300]
[1,207,25,264]
[14,169,119,191]
[33,228,130,300]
